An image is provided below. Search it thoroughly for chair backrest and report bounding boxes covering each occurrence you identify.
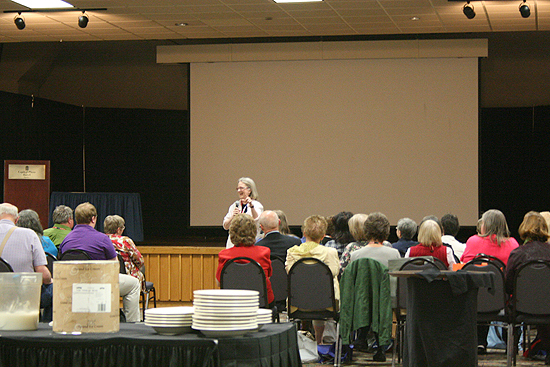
[473,253,506,270]
[463,257,506,313]
[397,257,441,310]
[0,257,14,272]
[117,253,127,274]
[513,260,550,315]
[220,256,269,308]
[287,257,337,321]
[44,252,57,275]
[58,249,92,261]
[270,255,288,305]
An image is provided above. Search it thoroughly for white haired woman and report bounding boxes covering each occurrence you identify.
[222,177,264,248]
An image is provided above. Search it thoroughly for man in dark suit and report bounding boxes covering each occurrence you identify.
[257,210,301,259]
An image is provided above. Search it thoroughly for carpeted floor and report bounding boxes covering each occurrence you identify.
[303,348,546,366]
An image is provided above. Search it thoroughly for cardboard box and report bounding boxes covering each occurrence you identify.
[53,261,120,333]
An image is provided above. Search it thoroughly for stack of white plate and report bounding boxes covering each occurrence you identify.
[144,306,193,335]
[192,289,259,337]
[257,308,273,326]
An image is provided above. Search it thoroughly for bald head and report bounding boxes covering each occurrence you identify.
[0,203,19,223]
[259,210,280,234]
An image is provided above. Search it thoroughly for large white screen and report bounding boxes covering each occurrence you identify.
[190,57,478,226]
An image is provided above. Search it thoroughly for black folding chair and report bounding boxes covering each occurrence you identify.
[140,264,157,321]
[287,257,341,366]
[220,256,270,309]
[117,253,127,274]
[0,257,14,272]
[270,255,287,320]
[507,260,550,367]
[58,249,92,261]
[44,252,57,275]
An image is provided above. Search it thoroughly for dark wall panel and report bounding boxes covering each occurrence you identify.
[0,91,189,242]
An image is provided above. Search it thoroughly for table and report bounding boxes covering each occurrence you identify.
[0,322,301,367]
[49,192,143,241]
[390,270,494,367]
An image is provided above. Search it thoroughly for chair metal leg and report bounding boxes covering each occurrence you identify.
[507,322,514,367]
[334,322,342,367]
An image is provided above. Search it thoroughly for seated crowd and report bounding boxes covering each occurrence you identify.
[4,196,550,363]
[219,206,550,363]
[0,201,145,323]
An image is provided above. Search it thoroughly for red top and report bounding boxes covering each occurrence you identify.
[216,245,274,304]
[409,244,449,268]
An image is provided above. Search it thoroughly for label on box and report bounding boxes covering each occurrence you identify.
[72,284,111,313]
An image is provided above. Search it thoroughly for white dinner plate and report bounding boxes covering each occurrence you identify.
[192,308,259,316]
[192,323,257,331]
[148,325,192,335]
[145,307,194,316]
[198,328,257,337]
[194,289,259,298]
[192,317,256,325]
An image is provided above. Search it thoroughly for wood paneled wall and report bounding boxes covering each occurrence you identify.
[138,246,224,302]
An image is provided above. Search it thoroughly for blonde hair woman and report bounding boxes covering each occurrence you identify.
[405,219,456,270]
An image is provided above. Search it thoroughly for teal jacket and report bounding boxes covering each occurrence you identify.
[339,257,393,345]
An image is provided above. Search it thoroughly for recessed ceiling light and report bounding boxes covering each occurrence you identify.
[411,16,420,21]
[175,22,188,27]
[273,0,323,3]
[10,0,74,9]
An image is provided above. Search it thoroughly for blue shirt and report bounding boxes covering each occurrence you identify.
[40,235,58,257]
[60,224,117,260]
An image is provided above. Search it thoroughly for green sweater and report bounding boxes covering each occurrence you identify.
[339,257,393,345]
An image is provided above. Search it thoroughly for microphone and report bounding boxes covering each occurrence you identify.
[235,201,240,210]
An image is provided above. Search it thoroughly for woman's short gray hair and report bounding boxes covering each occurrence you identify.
[396,218,417,240]
[238,177,259,200]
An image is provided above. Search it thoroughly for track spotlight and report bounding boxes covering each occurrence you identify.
[78,11,89,28]
[463,1,476,19]
[519,0,530,18]
[14,13,25,30]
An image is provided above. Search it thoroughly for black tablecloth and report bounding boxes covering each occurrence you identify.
[0,323,301,367]
[402,271,494,367]
[49,192,143,241]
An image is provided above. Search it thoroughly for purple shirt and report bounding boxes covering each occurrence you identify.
[60,224,117,260]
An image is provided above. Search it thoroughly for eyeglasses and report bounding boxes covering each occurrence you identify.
[236,186,249,191]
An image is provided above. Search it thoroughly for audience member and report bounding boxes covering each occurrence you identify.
[216,213,274,305]
[460,209,519,265]
[324,211,354,258]
[0,203,52,322]
[44,205,74,248]
[441,213,466,259]
[286,215,340,345]
[104,215,145,292]
[60,202,141,322]
[17,209,58,258]
[350,212,401,267]
[273,210,298,238]
[347,212,398,362]
[321,215,335,245]
[340,213,369,274]
[257,210,301,259]
[405,219,456,270]
[223,177,264,249]
[391,217,418,257]
[505,211,550,362]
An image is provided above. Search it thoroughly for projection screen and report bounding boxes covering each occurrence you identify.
[190,57,478,226]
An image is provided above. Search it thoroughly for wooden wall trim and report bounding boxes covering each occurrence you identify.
[138,246,224,302]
